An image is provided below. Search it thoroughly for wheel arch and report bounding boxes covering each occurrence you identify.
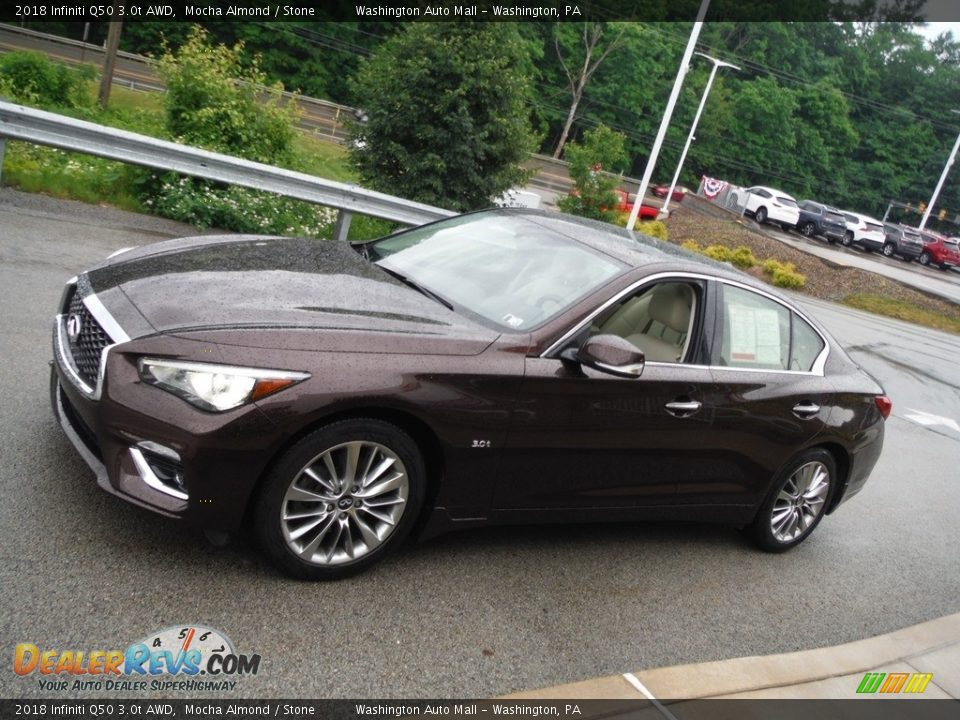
[241,406,446,532]
[815,441,851,514]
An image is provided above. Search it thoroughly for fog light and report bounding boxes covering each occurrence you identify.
[130,445,188,500]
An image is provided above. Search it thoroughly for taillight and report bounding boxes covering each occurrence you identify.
[875,395,892,419]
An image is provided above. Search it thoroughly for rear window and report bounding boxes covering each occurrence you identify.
[825,212,844,222]
[777,197,798,207]
[866,222,883,232]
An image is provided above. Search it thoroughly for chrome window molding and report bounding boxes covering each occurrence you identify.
[541,271,830,377]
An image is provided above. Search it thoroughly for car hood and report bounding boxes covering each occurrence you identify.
[84,235,500,355]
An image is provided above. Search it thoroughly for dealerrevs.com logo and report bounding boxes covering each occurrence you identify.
[13,626,261,692]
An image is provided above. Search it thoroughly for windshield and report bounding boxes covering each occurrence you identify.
[367,213,626,331]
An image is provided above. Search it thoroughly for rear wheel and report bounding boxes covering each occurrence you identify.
[841,231,854,247]
[755,206,768,224]
[253,419,425,580]
[746,448,836,553]
[919,251,932,266]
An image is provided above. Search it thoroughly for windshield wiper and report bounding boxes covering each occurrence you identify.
[377,265,454,311]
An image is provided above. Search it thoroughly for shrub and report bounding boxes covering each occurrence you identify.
[149,177,336,237]
[0,51,94,108]
[156,27,298,165]
[637,220,668,240]
[558,125,628,223]
[762,259,806,288]
[680,240,701,252]
[703,245,734,263]
[730,246,757,269]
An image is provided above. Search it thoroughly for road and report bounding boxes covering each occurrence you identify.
[1,189,958,699]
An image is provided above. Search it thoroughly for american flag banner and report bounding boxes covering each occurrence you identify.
[702,176,728,199]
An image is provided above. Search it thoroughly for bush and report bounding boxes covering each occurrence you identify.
[149,177,336,237]
[157,27,298,165]
[636,220,669,240]
[703,244,734,263]
[0,51,94,108]
[558,125,628,223]
[680,239,701,252]
[762,259,806,288]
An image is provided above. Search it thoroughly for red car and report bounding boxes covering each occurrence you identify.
[918,230,960,270]
[613,189,659,219]
[652,185,688,202]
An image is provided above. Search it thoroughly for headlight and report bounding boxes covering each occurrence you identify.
[138,359,310,412]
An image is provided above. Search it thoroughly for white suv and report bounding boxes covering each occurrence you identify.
[729,186,800,229]
[840,212,886,252]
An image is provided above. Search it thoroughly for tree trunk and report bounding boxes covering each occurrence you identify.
[553,88,583,158]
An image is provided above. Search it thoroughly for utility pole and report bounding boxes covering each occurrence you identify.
[98,2,125,109]
[626,0,711,231]
[660,52,739,217]
[919,110,960,231]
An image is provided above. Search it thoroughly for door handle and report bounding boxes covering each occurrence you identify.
[665,400,702,418]
[792,401,821,419]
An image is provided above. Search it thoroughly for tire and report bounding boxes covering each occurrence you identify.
[841,231,854,247]
[882,243,895,258]
[904,256,914,263]
[253,418,426,580]
[755,206,768,224]
[940,264,950,271]
[919,251,931,266]
[799,222,815,237]
[745,448,836,553]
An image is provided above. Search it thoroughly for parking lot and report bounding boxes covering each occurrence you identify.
[1,188,958,699]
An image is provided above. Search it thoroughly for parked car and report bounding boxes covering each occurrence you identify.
[918,230,960,270]
[881,224,924,262]
[652,184,688,202]
[613,189,659,218]
[728,186,800,229]
[51,209,889,580]
[839,212,886,251]
[796,200,847,243]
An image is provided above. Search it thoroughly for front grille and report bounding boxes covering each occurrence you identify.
[65,291,113,388]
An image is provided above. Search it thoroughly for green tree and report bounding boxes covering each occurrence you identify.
[347,23,537,212]
[156,26,298,165]
[557,125,628,222]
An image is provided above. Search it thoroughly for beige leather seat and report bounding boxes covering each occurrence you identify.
[624,284,693,362]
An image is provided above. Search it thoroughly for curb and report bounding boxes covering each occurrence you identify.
[505,612,960,700]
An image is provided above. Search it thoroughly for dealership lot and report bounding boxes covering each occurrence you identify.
[1,189,958,698]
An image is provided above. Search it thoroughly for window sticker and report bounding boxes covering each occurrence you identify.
[728,304,782,364]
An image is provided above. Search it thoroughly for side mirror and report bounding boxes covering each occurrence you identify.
[562,334,645,379]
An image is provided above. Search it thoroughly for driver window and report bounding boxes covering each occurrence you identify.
[590,282,697,363]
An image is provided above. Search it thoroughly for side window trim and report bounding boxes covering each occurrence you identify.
[541,273,706,363]
[710,280,829,375]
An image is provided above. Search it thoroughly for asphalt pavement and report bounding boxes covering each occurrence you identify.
[1,189,958,700]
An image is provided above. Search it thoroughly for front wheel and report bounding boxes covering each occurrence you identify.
[882,243,895,257]
[745,449,836,553]
[919,251,932,266]
[755,206,768,224]
[253,419,425,580]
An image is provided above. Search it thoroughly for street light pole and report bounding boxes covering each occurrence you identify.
[660,52,739,217]
[626,0,711,231]
[919,110,960,231]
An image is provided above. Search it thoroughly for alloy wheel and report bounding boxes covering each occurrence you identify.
[769,461,830,543]
[281,441,409,566]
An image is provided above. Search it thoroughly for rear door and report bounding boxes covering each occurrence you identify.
[682,281,830,508]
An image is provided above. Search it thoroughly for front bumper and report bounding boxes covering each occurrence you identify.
[50,287,290,533]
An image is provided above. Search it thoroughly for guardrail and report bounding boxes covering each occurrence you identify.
[0,100,455,240]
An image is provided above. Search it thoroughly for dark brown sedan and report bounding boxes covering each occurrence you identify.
[51,209,890,579]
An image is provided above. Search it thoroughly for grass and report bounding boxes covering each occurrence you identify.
[843,294,960,334]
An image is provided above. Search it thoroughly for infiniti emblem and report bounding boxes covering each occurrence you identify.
[66,313,83,342]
